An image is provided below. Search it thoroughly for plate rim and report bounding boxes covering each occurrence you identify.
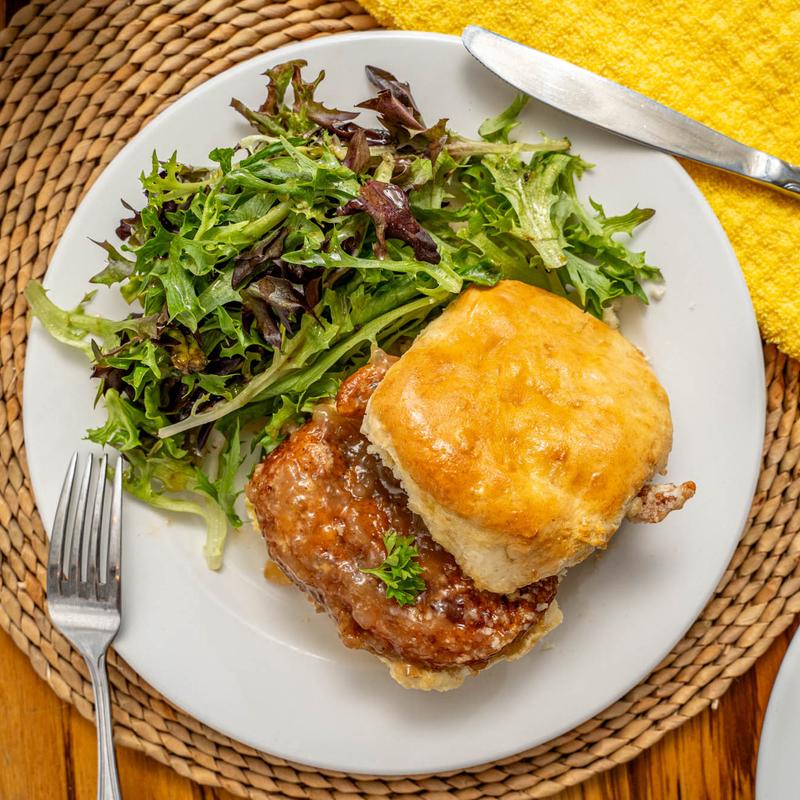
[756,629,800,797]
[23,29,766,775]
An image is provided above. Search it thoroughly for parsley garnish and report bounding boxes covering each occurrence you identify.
[360,530,427,606]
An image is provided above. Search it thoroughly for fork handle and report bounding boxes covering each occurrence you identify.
[87,652,123,800]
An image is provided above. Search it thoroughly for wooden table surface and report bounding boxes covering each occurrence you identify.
[1,619,797,799]
[1,2,795,798]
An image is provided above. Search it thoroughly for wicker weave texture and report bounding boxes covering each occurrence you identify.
[1,2,799,797]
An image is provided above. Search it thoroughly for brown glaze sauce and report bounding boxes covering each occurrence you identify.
[247,354,558,670]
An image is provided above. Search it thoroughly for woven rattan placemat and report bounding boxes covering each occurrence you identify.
[2,2,799,797]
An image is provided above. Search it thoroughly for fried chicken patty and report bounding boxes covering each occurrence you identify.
[246,356,558,671]
[626,481,697,523]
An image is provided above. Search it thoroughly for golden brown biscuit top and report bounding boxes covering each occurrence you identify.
[365,280,673,547]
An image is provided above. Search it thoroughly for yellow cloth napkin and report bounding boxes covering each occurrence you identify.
[360,0,800,358]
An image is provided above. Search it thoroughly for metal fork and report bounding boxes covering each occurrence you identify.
[47,452,123,800]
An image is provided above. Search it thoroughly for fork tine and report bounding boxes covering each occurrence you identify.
[65,454,94,593]
[105,456,123,603]
[48,452,79,591]
[86,453,108,593]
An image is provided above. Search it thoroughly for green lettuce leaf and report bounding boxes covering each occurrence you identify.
[478,94,529,143]
[194,419,243,527]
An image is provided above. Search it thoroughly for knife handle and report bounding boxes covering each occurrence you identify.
[747,153,800,196]
[607,99,800,197]
[602,99,800,197]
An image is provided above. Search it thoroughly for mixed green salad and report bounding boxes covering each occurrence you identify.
[27,62,660,568]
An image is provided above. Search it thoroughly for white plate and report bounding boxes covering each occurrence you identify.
[756,631,800,798]
[24,32,765,775]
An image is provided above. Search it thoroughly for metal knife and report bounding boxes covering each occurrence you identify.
[462,25,800,197]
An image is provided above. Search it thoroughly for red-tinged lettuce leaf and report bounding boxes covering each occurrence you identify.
[340,180,441,264]
[289,62,359,133]
[246,275,314,333]
[231,228,288,289]
[242,294,282,349]
[365,65,423,122]
[357,91,424,134]
[344,128,370,174]
[306,105,360,131]
[304,275,323,309]
[259,61,302,114]
[418,117,448,164]
[116,199,141,241]
[90,340,127,396]
[330,121,393,145]
[235,61,359,137]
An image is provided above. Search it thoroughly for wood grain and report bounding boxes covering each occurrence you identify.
[1,621,796,799]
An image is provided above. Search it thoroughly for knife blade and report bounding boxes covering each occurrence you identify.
[462,25,800,197]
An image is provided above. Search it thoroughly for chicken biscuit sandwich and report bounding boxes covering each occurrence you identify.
[247,280,695,690]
